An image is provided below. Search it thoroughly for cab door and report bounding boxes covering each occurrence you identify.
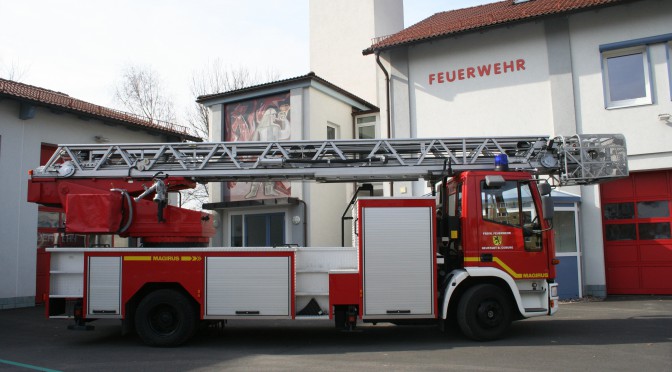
[477,179,551,280]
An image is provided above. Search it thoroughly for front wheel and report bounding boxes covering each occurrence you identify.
[457,284,512,341]
[134,289,198,347]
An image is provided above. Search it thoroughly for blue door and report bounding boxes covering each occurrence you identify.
[554,208,581,299]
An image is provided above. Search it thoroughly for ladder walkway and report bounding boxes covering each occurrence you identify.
[33,134,628,186]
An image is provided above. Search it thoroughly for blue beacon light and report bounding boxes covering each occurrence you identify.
[494,154,509,171]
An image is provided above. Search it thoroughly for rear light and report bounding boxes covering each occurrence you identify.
[550,285,558,298]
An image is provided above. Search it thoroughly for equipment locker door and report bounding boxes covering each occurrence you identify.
[87,256,121,316]
[205,256,291,317]
[361,202,434,318]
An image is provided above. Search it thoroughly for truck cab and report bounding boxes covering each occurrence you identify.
[436,171,559,340]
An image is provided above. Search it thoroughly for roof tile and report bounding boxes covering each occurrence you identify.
[0,78,199,141]
[365,0,633,54]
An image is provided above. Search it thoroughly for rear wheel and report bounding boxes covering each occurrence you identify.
[134,289,197,347]
[457,284,511,341]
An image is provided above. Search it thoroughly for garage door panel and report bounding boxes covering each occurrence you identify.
[641,267,672,291]
[606,266,640,291]
[604,245,638,263]
[634,172,668,197]
[640,243,672,261]
[602,170,672,295]
[601,177,633,199]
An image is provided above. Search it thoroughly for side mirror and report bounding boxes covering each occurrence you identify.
[538,182,552,196]
[542,196,554,221]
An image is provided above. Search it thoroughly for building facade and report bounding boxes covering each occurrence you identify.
[198,73,378,252]
[309,0,403,105]
[363,0,672,296]
[0,78,197,309]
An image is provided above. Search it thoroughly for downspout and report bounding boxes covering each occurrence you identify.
[375,51,394,196]
[298,199,308,246]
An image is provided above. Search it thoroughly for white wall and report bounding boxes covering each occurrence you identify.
[569,0,672,171]
[309,0,403,104]
[306,87,355,246]
[405,22,554,138]
[0,100,171,308]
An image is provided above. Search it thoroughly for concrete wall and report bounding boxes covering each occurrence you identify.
[305,87,355,246]
[0,99,171,309]
[404,22,554,138]
[309,0,403,104]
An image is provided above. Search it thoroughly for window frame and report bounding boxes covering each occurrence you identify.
[229,210,287,247]
[601,46,653,109]
[355,115,379,139]
[326,122,339,140]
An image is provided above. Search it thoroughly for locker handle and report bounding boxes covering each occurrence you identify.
[235,311,260,315]
[386,310,411,314]
[91,310,117,314]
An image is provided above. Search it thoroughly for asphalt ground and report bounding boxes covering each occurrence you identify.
[0,296,670,372]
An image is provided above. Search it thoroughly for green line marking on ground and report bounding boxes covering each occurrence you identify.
[0,359,61,372]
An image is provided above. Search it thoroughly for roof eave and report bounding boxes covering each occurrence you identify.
[364,0,637,55]
[197,73,378,112]
[1,93,201,142]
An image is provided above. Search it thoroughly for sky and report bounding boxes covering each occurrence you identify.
[0,0,495,124]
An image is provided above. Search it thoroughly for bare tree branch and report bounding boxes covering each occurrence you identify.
[114,65,176,123]
[0,58,30,82]
[186,59,279,141]
[180,61,279,209]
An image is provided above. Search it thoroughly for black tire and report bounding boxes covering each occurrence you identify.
[457,284,511,341]
[134,289,197,347]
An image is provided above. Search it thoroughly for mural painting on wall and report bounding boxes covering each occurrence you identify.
[224,92,291,201]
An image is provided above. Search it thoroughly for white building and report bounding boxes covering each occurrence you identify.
[309,0,403,105]
[197,73,379,251]
[358,0,672,297]
[0,78,197,309]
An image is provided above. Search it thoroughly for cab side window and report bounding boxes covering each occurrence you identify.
[481,180,541,251]
[481,181,523,227]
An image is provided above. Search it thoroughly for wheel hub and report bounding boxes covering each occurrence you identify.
[149,305,179,334]
[477,300,502,328]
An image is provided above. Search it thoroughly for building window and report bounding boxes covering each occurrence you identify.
[327,122,339,140]
[602,46,652,109]
[356,115,377,139]
[554,210,578,253]
[231,212,286,247]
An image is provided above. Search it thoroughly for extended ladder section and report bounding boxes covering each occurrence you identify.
[32,134,628,186]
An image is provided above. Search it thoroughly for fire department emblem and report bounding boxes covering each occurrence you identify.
[493,235,503,246]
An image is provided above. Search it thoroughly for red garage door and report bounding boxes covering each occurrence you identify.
[601,170,672,294]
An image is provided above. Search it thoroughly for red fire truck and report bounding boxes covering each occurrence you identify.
[28,134,627,346]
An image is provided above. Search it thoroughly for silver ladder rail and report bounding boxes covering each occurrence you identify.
[32,134,628,186]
